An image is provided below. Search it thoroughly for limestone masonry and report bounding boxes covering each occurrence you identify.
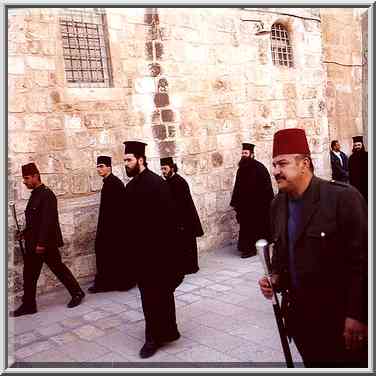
[8,8,368,303]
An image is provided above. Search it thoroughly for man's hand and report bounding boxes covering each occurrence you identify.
[15,230,23,241]
[343,317,367,351]
[35,245,46,254]
[258,276,273,299]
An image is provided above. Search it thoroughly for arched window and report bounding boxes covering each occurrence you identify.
[271,23,293,68]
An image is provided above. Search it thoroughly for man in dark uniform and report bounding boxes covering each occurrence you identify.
[330,140,349,182]
[160,157,204,275]
[12,163,85,317]
[88,156,136,293]
[348,135,368,202]
[230,143,274,258]
[123,142,184,359]
[259,129,368,367]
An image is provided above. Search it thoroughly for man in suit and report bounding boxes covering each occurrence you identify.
[160,157,204,275]
[88,156,136,293]
[230,143,274,258]
[12,163,85,317]
[258,129,367,367]
[349,135,368,202]
[123,142,184,359]
[330,140,349,182]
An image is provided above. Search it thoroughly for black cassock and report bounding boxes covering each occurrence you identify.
[349,150,368,202]
[124,168,183,343]
[165,173,204,274]
[94,173,135,290]
[230,158,274,255]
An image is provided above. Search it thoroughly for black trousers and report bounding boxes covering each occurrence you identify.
[94,243,136,290]
[291,319,368,368]
[22,247,82,306]
[138,284,179,343]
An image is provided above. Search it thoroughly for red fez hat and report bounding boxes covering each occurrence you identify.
[97,155,112,166]
[352,135,363,143]
[123,141,147,156]
[160,157,174,166]
[22,162,40,176]
[242,143,255,152]
[272,128,310,158]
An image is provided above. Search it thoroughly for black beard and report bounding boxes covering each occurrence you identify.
[125,164,140,177]
[238,156,251,167]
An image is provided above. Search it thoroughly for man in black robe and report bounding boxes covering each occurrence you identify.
[349,136,368,202]
[160,157,204,274]
[123,141,184,359]
[88,156,136,293]
[12,163,85,317]
[230,143,274,258]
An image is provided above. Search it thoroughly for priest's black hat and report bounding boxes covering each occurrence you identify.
[123,141,147,156]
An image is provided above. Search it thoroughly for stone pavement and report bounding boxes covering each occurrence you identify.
[8,244,303,368]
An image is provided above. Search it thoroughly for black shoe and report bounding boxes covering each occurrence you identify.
[88,285,109,293]
[161,331,181,343]
[67,291,85,308]
[139,341,160,359]
[241,251,256,259]
[11,304,37,317]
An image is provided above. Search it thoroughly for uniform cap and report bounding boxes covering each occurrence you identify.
[22,162,39,176]
[272,128,310,158]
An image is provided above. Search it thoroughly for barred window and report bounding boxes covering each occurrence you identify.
[59,8,113,87]
[271,23,293,68]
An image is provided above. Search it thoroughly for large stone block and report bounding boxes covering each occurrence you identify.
[25,56,55,71]
[8,57,25,75]
[43,174,70,196]
[26,91,53,113]
[33,153,65,174]
[8,114,25,131]
[9,132,47,153]
[46,115,64,130]
[47,131,67,150]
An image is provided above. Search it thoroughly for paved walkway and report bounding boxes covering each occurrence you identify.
[8,244,303,368]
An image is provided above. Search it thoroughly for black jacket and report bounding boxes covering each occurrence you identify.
[95,173,126,249]
[124,168,183,286]
[349,150,368,202]
[330,150,349,182]
[165,173,203,274]
[271,176,368,328]
[24,184,64,251]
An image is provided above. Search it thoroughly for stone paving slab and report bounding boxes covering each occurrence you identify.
[8,244,304,368]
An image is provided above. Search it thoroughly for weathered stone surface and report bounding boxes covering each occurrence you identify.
[8,8,363,304]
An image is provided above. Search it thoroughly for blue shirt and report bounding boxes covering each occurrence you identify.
[287,198,304,290]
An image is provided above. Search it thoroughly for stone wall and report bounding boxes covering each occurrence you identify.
[8,7,343,303]
[320,8,368,155]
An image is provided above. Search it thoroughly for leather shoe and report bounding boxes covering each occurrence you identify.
[139,341,160,359]
[67,291,85,308]
[241,251,256,259]
[11,304,37,317]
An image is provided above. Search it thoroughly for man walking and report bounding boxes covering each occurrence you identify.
[88,156,136,293]
[123,142,184,359]
[12,163,85,317]
[230,143,274,258]
[259,129,368,367]
[330,140,349,182]
[160,157,204,275]
[349,135,368,202]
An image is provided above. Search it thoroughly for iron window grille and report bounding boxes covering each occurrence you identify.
[59,8,113,87]
[271,23,294,68]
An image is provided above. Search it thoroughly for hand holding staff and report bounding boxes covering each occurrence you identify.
[256,239,294,368]
[9,201,25,256]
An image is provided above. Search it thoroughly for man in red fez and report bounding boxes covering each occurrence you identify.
[11,163,85,317]
[258,129,368,367]
[348,136,368,202]
[230,143,274,258]
[123,142,184,359]
[88,156,136,294]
